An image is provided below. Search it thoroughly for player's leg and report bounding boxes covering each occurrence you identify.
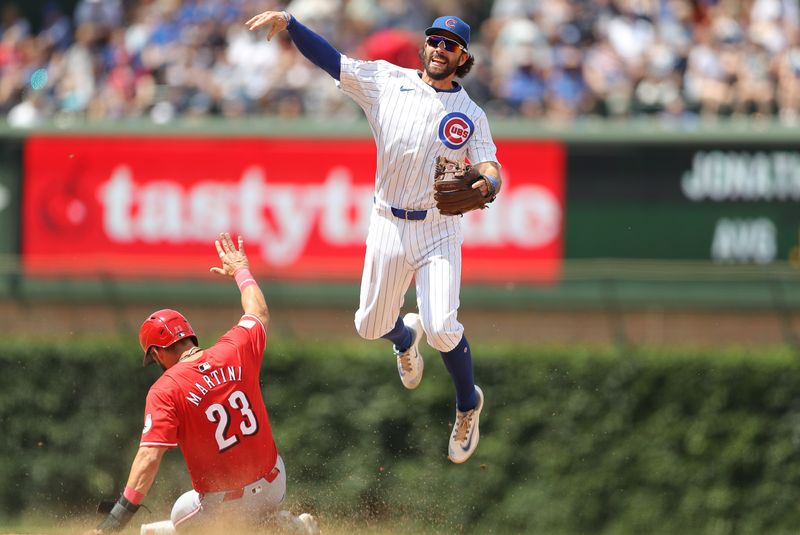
[385,308,425,389]
[169,490,202,532]
[243,456,318,533]
[242,456,288,517]
[354,209,415,340]
[169,458,290,532]
[354,209,421,386]
[413,217,482,463]
[414,242,477,409]
[170,489,262,534]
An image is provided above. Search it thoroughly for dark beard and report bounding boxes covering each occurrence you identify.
[424,56,457,80]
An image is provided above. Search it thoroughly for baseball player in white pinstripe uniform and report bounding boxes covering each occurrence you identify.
[247,11,502,464]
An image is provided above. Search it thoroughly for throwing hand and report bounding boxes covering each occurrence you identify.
[246,11,290,41]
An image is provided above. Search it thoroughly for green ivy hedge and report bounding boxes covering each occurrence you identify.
[2,339,800,534]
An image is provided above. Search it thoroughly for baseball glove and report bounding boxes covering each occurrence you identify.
[433,156,496,216]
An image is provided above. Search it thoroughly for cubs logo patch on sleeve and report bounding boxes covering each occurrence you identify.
[438,112,475,150]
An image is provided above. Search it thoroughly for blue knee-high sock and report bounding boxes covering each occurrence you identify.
[381,316,412,352]
[440,335,477,411]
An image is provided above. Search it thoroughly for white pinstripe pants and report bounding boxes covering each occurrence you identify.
[354,204,465,352]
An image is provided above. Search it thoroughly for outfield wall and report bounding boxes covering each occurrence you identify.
[0,120,798,320]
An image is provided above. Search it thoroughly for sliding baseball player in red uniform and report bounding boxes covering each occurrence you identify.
[87,233,317,534]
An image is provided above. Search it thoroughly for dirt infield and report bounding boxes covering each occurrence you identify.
[1,300,797,347]
[0,517,420,535]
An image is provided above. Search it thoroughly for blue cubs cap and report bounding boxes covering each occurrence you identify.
[425,16,470,49]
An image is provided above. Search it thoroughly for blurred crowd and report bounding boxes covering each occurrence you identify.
[2,0,800,127]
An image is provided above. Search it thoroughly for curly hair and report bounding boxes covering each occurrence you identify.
[455,53,474,78]
[418,49,475,79]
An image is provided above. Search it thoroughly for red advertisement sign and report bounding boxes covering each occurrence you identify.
[23,136,564,283]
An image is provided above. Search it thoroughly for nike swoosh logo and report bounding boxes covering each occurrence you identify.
[400,86,414,92]
[460,426,475,452]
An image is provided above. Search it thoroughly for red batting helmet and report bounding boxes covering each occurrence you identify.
[139,309,198,366]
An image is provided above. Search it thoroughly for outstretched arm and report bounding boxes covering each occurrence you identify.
[211,232,270,329]
[123,446,166,497]
[246,10,342,80]
[86,447,167,534]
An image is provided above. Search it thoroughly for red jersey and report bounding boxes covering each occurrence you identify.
[139,314,277,494]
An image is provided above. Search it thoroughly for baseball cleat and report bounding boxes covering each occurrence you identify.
[276,511,320,534]
[394,312,424,389]
[140,520,175,535]
[448,385,483,464]
[298,513,320,535]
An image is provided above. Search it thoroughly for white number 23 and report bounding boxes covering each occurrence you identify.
[205,390,259,451]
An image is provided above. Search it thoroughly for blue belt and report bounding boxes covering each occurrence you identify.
[390,207,427,220]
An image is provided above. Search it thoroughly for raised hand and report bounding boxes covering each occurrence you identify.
[210,232,249,277]
[245,11,290,41]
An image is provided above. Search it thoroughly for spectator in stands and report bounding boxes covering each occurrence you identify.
[8,89,46,128]
[733,41,775,119]
[0,3,30,40]
[40,2,73,51]
[683,25,733,118]
[2,0,799,124]
[500,46,547,117]
[772,25,800,124]
[633,34,684,117]
[546,45,592,122]
[582,32,634,117]
[75,0,124,28]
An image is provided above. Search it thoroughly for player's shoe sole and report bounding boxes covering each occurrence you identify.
[448,385,483,464]
[394,312,424,389]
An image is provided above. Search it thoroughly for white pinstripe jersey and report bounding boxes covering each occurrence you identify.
[338,56,499,211]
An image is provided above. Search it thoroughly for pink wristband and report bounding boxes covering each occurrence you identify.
[123,485,145,505]
[234,268,256,291]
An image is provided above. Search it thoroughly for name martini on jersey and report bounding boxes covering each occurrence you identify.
[185,365,243,407]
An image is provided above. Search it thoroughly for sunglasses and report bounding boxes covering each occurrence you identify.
[425,35,465,53]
